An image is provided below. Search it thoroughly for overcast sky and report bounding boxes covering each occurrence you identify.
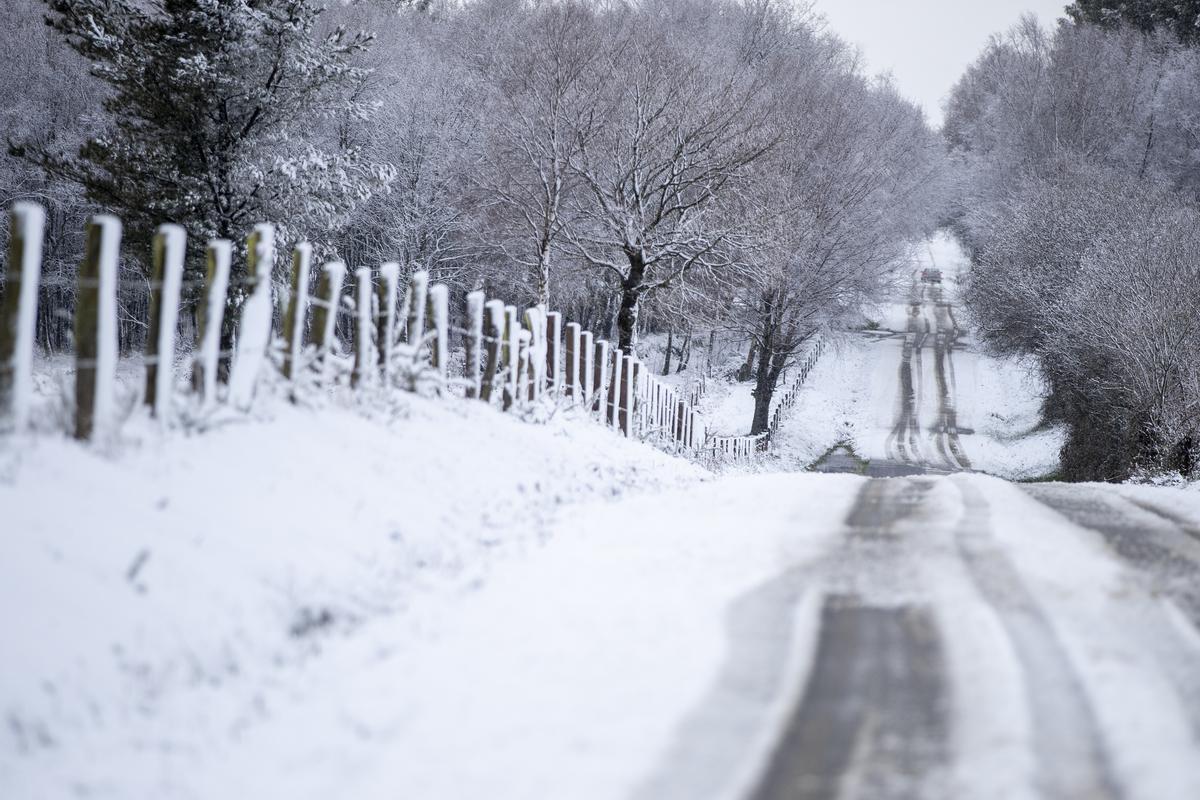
[814,0,1067,126]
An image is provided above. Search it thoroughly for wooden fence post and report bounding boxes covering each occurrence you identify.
[405,270,429,347]
[465,291,485,399]
[74,215,121,441]
[428,283,449,379]
[144,224,185,420]
[545,311,562,396]
[309,261,346,385]
[621,356,636,437]
[480,299,504,403]
[516,328,532,406]
[229,224,276,409]
[282,243,312,385]
[193,239,231,405]
[580,331,594,408]
[608,349,623,429]
[593,339,609,419]
[564,322,580,401]
[524,307,543,401]
[352,267,374,388]
[503,305,519,410]
[0,202,45,433]
[377,262,400,384]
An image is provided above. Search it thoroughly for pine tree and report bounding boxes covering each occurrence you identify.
[18,0,392,277]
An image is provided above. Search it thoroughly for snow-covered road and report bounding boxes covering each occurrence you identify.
[5,235,1200,799]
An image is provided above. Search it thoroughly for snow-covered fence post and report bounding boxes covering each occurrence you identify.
[628,359,641,436]
[464,291,485,399]
[593,339,609,419]
[621,356,636,437]
[282,243,312,386]
[608,349,623,429]
[523,307,543,402]
[74,215,121,441]
[564,322,581,401]
[405,270,429,348]
[502,305,519,410]
[580,331,594,408]
[676,398,687,445]
[377,262,400,384]
[428,283,449,380]
[228,224,275,409]
[516,328,532,406]
[480,299,505,403]
[0,202,45,434]
[193,239,231,404]
[352,267,374,389]
[144,224,185,420]
[545,311,562,396]
[309,262,346,385]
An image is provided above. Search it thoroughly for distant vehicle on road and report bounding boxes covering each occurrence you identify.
[921,268,942,284]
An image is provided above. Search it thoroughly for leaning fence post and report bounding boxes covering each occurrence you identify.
[465,291,485,398]
[282,243,312,385]
[144,224,185,421]
[545,311,562,396]
[308,261,346,385]
[0,202,45,433]
[377,262,400,384]
[228,224,276,409]
[353,267,374,389]
[74,215,121,441]
[193,240,231,405]
[481,299,504,403]
[428,283,449,379]
[406,269,429,347]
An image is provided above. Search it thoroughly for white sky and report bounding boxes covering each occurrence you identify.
[814,0,1067,126]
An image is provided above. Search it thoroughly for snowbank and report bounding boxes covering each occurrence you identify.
[0,386,708,798]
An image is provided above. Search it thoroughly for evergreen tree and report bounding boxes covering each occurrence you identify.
[17,0,392,277]
[1066,0,1200,44]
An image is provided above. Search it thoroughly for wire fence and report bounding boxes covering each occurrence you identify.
[0,203,825,464]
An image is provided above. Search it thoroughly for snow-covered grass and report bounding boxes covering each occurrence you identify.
[0,379,709,798]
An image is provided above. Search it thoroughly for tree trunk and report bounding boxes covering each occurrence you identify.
[750,294,780,435]
[662,327,673,376]
[706,329,716,375]
[737,340,757,382]
[677,328,691,373]
[616,249,646,354]
[750,350,785,435]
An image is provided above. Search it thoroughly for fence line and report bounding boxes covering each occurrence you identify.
[0,204,826,464]
[702,338,826,465]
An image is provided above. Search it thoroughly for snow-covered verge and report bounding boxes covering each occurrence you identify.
[0,381,710,798]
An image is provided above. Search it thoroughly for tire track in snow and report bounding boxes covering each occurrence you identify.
[750,480,951,800]
[1021,484,1200,739]
[953,479,1122,800]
